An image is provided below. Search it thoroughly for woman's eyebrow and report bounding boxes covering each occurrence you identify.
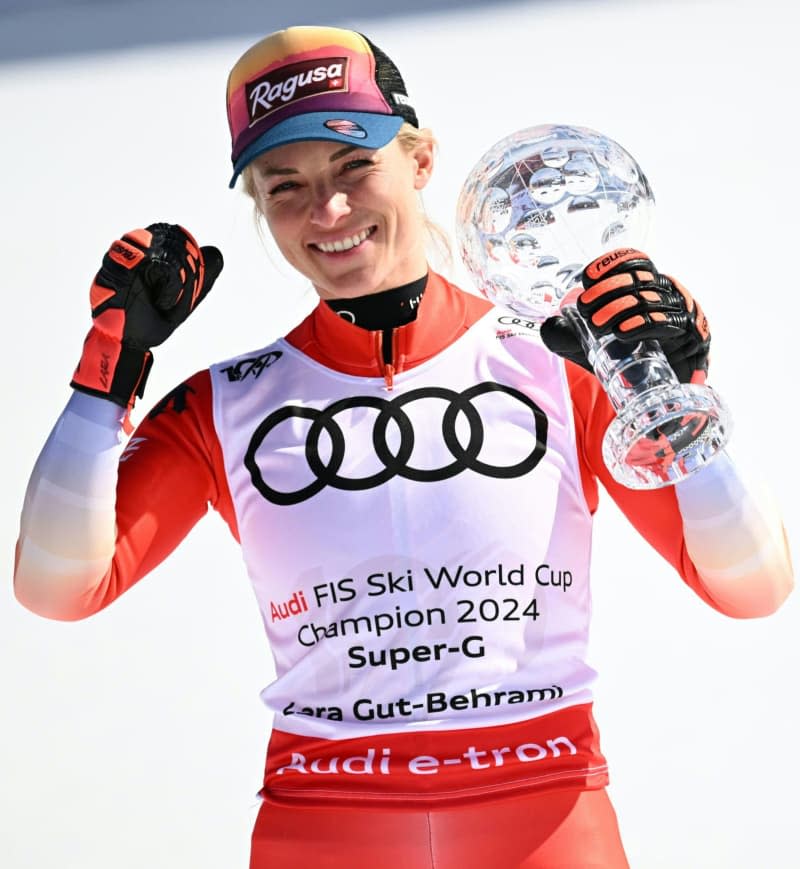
[260,165,298,177]
[259,145,360,177]
[329,145,358,162]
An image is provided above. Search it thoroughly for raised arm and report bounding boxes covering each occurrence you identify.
[548,249,794,617]
[14,224,228,620]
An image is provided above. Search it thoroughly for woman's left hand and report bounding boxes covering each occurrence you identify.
[540,248,711,384]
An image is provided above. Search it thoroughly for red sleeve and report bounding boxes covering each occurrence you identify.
[566,361,725,611]
[101,369,238,607]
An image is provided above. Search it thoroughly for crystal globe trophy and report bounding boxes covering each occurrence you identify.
[456,123,731,489]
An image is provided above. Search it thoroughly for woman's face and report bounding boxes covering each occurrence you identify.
[250,135,434,300]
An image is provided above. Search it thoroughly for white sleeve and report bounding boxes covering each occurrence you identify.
[675,450,794,617]
[14,392,127,620]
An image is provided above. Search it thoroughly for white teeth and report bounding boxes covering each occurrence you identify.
[316,228,371,253]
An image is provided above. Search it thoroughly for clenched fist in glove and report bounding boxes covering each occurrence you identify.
[540,248,710,384]
[71,224,223,408]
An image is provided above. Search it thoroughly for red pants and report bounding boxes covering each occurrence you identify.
[250,787,629,868]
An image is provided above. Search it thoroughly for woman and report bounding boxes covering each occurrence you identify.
[14,25,793,868]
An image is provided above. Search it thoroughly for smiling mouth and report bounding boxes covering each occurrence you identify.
[312,226,376,254]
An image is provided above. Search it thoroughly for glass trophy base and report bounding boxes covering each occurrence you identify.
[602,382,732,489]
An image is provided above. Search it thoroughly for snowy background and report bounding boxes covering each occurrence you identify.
[2,0,798,866]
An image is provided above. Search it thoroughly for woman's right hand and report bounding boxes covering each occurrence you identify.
[71,223,223,408]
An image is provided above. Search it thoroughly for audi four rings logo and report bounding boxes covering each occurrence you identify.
[244,382,548,506]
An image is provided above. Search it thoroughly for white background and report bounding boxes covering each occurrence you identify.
[2,1,798,866]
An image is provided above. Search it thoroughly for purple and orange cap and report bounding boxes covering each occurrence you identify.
[226,26,419,188]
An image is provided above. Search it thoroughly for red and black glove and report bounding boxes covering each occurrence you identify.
[71,223,223,408]
[540,248,710,384]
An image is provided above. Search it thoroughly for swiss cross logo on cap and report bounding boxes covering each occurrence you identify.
[246,57,350,125]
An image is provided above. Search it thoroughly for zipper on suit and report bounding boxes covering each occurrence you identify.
[381,328,395,390]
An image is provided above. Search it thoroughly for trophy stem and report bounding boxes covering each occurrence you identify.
[562,305,732,489]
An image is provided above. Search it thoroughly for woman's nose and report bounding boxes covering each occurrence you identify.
[310,188,351,227]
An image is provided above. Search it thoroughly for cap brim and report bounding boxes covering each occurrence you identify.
[229,112,404,188]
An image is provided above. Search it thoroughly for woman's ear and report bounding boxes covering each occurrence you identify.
[412,131,435,191]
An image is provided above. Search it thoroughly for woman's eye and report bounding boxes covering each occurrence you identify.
[268,180,299,195]
[343,158,372,171]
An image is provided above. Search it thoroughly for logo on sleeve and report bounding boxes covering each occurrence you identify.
[120,436,147,463]
[148,382,196,419]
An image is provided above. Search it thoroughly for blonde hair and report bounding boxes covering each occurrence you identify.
[396,124,452,267]
[240,123,452,267]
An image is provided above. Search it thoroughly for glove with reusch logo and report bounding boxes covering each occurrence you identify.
[71,224,223,408]
[540,248,711,384]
